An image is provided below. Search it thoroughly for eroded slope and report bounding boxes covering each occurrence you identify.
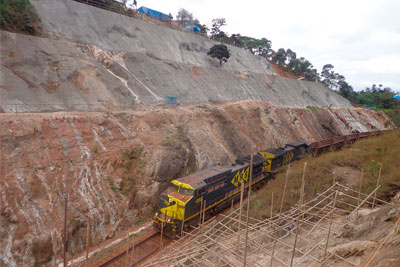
[0,101,392,265]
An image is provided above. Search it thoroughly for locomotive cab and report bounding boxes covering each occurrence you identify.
[153,180,194,236]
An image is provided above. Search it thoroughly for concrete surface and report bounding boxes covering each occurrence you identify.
[0,0,352,112]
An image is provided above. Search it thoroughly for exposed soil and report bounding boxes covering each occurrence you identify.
[0,101,393,266]
[269,61,299,79]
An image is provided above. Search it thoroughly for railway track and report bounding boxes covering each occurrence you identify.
[98,231,170,267]
[97,129,391,266]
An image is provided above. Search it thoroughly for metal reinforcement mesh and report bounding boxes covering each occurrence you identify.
[144,182,392,267]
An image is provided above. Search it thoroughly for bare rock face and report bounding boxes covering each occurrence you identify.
[0,101,393,265]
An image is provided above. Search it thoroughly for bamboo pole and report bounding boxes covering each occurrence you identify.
[271,166,290,267]
[372,163,382,208]
[199,197,203,226]
[323,191,338,263]
[130,234,135,265]
[243,154,254,266]
[237,179,245,253]
[202,200,207,225]
[52,179,57,267]
[363,216,400,267]
[271,192,274,222]
[181,219,185,238]
[63,161,70,267]
[279,165,290,215]
[85,215,90,267]
[126,233,130,267]
[332,171,336,185]
[356,169,364,221]
[290,162,307,267]
[160,222,164,252]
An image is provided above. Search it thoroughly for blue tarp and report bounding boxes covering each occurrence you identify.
[185,25,202,32]
[394,95,400,100]
[138,6,169,21]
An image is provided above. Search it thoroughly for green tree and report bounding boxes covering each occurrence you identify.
[207,44,230,67]
[210,18,226,38]
[176,8,197,28]
[196,23,209,34]
[0,0,40,34]
[272,48,287,67]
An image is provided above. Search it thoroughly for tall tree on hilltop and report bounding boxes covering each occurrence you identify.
[176,8,198,28]
[210,18,227,38]
[207,44,230,67]
[272,48,287,67]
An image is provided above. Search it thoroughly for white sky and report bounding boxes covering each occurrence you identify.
[127,0,400,92]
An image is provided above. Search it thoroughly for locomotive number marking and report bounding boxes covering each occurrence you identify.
[262,159,272,172]
[283,152,294,164]
[231,167,249,187]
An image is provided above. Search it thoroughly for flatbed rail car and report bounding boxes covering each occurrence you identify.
[310,130,388,155]
[153,141,309,237]
[153,130,389,237]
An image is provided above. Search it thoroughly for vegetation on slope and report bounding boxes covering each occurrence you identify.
[0,0,41,34]
[250,129,400,220]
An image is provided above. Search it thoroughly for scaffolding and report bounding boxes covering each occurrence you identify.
[143,179,393,267]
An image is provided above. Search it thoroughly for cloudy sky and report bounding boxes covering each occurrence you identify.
[128,0,400,92]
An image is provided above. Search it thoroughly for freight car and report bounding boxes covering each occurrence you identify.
[153,141,309,237]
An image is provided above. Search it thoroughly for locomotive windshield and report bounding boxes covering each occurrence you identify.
[179,187,194,195]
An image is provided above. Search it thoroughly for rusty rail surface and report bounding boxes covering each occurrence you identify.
[98,231,160,267]
[311,130,391,155]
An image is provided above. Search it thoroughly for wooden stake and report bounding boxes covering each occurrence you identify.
[52,179,57,267]
[130,234,135,265]
[85,215,90,267]
[202,200,207,226]
[199,197,203,226]
[236,180,245,253]
[243,154,254,267]
[160,222,164,252]
[279,165,290,215]
[181,219,185,238]
[271,192,274,219]
[356,169,364,221]
[63,161,70,267]
[332,171,336,185]
[323,190,338,264]
[372,163,382,208]
[290,162,307,267]
[126,233,130,267]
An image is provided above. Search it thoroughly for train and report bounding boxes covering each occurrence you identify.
[152,130,388,237]
[152,141,309,237]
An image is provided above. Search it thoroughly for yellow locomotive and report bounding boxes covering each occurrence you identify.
[153,142,308,237]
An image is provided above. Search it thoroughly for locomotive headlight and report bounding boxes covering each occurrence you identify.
[155,212,160,217]
[168,218,171,222]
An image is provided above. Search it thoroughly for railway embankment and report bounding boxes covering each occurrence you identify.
[250,128,400,220]
[0,101,394,266]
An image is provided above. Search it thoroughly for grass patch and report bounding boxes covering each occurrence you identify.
[306,106,320,110]
[250,129,400,220]
[0,0,41,35]
[119,146,144,195]
[160,125,189,150]
[110,145,145,196]
[382,106,400,126]
[197,104,209,109]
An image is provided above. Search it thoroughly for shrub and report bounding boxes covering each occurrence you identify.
[0,0,41,35]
